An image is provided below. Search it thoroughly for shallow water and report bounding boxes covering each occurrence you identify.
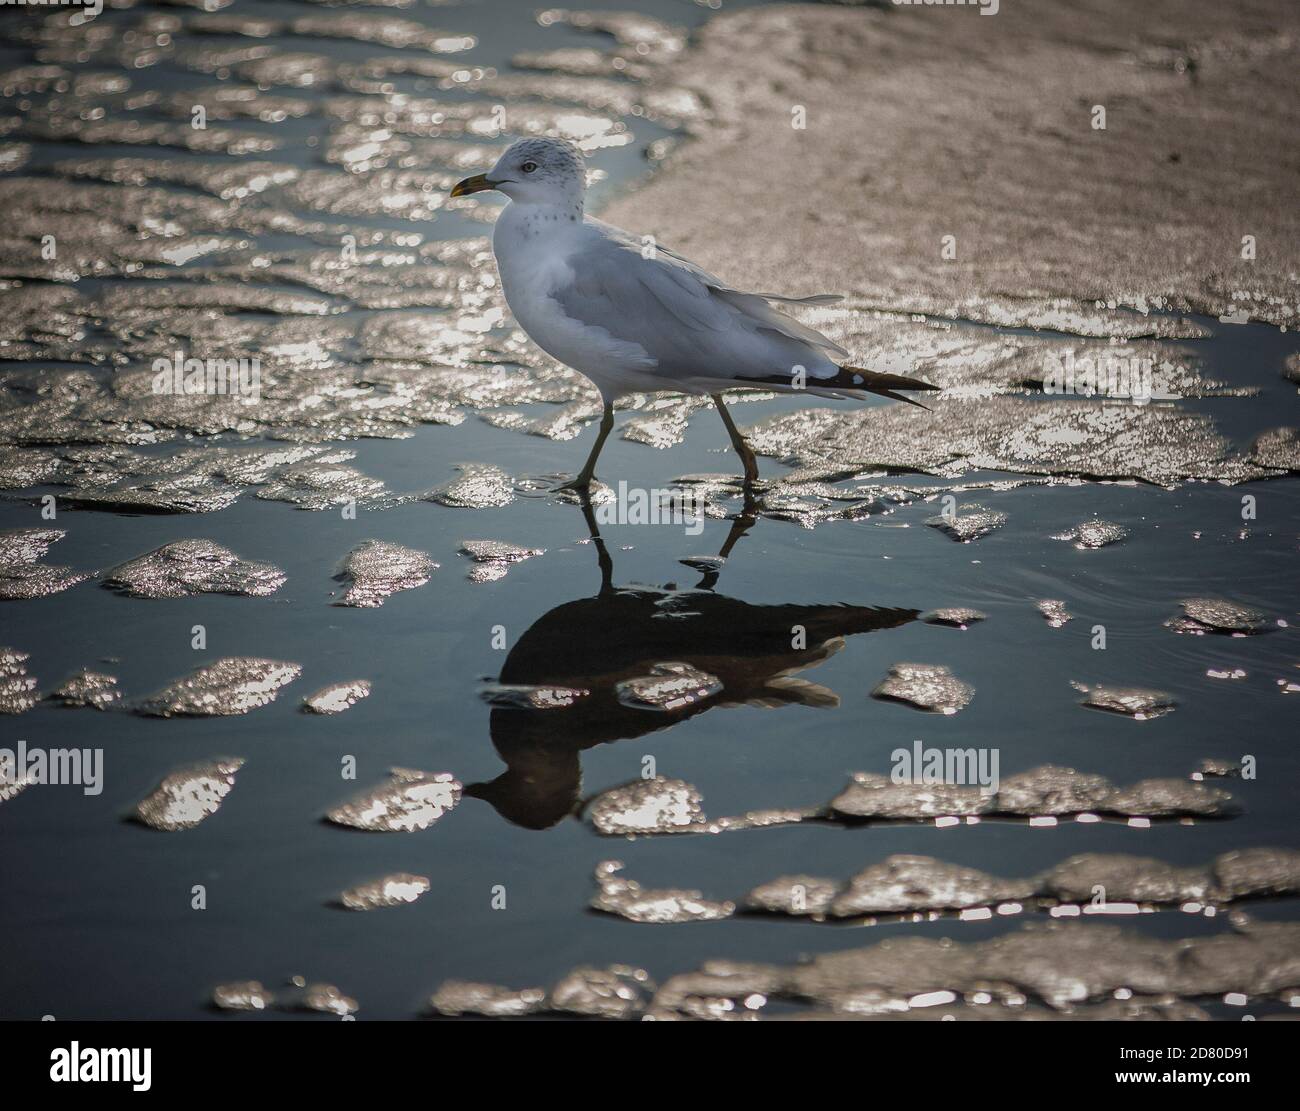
[1,0,1298,1021]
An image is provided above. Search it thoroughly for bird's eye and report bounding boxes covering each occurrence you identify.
[521,161,538,174]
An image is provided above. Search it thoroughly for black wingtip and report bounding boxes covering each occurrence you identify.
[838,365,939,408]
[877,389,933,411]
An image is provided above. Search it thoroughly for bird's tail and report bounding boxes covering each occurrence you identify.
[834,366,941,409]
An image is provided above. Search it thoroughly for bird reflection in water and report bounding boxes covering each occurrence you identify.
[466,492,919,828]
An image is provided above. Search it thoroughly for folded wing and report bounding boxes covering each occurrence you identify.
[551,219,849,385]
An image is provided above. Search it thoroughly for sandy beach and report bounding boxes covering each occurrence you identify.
[606,0,1299,328]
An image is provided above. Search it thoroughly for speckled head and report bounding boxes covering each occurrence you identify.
[450,137,587,210]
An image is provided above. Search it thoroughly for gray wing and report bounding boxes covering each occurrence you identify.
[552,219,848,382]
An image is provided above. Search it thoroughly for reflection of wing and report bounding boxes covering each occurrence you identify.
[500,589,912,689]
[550,218,848,385]
[465,587,919,829]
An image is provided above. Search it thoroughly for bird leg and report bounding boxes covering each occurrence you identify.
[556,400,615,492]
[576,488,615,592]
[711,392,760,484]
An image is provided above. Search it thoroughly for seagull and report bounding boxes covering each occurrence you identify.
[450,137,937,491]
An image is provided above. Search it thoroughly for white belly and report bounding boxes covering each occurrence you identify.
[493,204,659,397]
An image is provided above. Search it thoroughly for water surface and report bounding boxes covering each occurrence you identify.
[1,0,1297,1020]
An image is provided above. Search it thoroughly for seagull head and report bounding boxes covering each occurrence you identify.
[450,137,586,207]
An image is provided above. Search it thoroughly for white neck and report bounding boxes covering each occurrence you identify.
[496,198,585,245]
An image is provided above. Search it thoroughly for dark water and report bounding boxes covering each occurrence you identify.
[0,0,1297,1020]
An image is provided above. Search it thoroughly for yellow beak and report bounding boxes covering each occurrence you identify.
[449,173,495,198]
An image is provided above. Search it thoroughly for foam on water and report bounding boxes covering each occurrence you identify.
[301,679,371,715]
[871,662,974,715]
[333,539,437,607]
[135,757,245,832]
[325,768,462,832]
[134,657,302,717]
[584,848,1300,925]
[1073,681,1178,721]
[430,916,1300,1019]
[0,526,89,598]
[48,669,121,711]
[104,538,285,598]
[584,764,1236,837]
[338,873,431,911]
[590,859,735,925]
[0,646,40,714]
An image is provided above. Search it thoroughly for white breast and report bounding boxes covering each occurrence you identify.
[492,203,656,393]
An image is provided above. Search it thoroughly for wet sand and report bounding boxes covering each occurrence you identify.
[0,0,1298,1022]
[604,0,1300,328]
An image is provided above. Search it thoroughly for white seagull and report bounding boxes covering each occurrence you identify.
[450,137,936,491]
